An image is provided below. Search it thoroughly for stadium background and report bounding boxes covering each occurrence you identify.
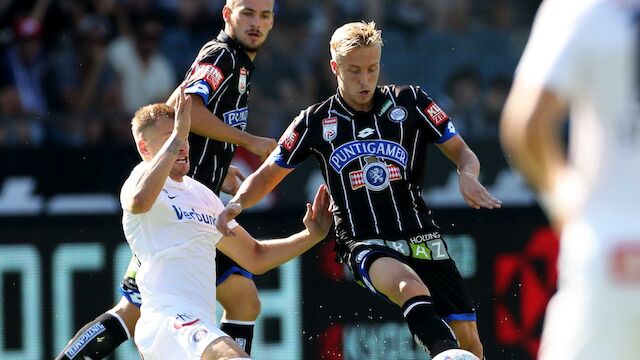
[0,0,555,359]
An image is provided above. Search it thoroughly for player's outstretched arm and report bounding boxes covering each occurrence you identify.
[216,159,293,235]
[166,90,277,160]
[436,135,502,210]
[124,83,192,214]
[217,185,332,274]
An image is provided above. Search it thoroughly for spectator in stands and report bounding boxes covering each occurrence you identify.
[107,11,176,113]
[443,66,485,139]
[50,15,121,113]
[0,16,47,146]
[481,76,511,139]
[0,17,48,116]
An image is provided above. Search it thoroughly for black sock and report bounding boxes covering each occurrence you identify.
[402,295,459,357]
[55,311,129,360]
[220,320,255,355]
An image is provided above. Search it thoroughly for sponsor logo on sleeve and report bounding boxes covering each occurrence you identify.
[322,117,338,141]
[279,129,300,152]
[191,62,225,91]
[424,102,448,126]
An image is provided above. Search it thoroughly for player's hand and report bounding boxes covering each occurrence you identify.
[220,165,246,195]
[303,185,333,242]
[246,135,277,162]
[174,82,192,140]
[216,202,243,236]
[458,171,502,209]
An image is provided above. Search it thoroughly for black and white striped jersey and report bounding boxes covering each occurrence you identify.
[184,31,254,195]
[273,85,458,243]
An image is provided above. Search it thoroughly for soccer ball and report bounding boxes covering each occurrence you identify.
[432,349,480,360]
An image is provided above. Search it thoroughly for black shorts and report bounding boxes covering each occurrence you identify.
[119,250,254,306]
[340,235,476,322]
[215,249,254,286]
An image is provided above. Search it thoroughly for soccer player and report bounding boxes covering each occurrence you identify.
[500,0,640,358]
[124,85,330,360]
[216,22,501,359]
[55,1,276,359]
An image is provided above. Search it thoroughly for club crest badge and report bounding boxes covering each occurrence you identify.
[388,106,407,123]
[238,67,248,94]
[349,157,402,191]
[362,161,390,191]
[322,117,338,141]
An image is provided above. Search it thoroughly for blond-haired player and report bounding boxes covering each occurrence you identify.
[217,21,500,359]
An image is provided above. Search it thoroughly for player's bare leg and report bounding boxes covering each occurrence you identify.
[449,320,483,358]
[217,274,261,354]
[368,257,459,356]
[201,336,250,360]
[112,296,141,336]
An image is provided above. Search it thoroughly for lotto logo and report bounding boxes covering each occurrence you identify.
[424,102,448,126]
[191,63,225,91]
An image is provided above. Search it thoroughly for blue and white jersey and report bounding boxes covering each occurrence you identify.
[120,163,238,315]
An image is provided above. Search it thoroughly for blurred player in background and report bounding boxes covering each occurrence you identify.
[121,85,331,360]
[500,0,640,358]
[217,21,500,359]
[55,1,276,358]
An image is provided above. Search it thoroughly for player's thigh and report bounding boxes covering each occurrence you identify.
[201,336,250,360]
[216,274,260,316]
[368,256,430,305]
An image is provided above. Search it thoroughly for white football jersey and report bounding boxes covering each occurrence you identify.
[517,0,640,228]
[121,162,238,315]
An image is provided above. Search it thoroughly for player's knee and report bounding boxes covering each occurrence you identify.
[398,278,430,303]
[225,295,261,320]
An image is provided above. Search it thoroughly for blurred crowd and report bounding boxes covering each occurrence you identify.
[0,0,540,148]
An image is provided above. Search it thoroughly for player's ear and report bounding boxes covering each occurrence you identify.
[330,59,339,76]
[137,138,151,158]
[222,5,232,23]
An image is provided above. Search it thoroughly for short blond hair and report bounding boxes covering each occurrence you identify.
[131,103,174,138]
[330,21,383,62]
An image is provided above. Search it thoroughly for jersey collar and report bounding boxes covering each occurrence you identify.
[216,30,255,69]
[334,87,386,119]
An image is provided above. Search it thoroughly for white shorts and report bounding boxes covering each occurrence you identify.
[135,306,229,360]
[539,220,640,359]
